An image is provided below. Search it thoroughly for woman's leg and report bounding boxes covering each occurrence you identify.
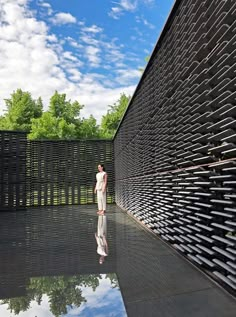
[97,190,103,213]
[101,191,106,214]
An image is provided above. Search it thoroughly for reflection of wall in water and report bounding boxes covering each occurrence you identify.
[0,206,116,300]
[0,211,27,299]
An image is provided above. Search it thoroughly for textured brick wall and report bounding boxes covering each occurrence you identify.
[114,0,236,292]
[0,131,27,211]
[27,140,114,206]
[0,134,114,209]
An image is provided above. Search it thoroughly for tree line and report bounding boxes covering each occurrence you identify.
[1,273,118,316]
[0,89,130,139]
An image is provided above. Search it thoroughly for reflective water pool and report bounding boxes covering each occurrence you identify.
[0,205,235,317]
[0,274,127,317]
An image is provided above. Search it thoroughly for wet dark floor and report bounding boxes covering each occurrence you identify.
[0,205,235,316]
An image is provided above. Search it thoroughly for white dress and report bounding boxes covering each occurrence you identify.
[96,171,106,190]
[96,171,107,210]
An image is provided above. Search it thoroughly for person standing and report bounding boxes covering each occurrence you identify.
[94,164,107,215]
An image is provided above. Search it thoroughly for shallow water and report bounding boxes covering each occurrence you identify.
[0,205,235,317]
[0,273,127,317]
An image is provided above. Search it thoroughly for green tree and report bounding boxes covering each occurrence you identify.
[1,296,31,315]
[1,89,43,131]
[1,274,104,317]
[0,89,129,140]
[29,276,87,317]
[28,112,77,140]
[100,93,130,139]
[29,91,83,140]
[0,115,7,129]
[106,273,119,289]
[79,115,100,139]
[49,91,83,125]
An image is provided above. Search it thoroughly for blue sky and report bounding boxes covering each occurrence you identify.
[0,0,174,121]
[0,274,127,317]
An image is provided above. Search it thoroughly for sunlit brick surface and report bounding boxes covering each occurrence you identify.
[114,0,236,292]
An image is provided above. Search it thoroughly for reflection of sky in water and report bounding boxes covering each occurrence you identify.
[0,274,127,317]
[68,277,126,317]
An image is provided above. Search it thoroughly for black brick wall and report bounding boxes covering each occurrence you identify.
[114,0,236,292]
[0,134,114,209]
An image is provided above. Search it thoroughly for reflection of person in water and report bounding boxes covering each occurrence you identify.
[94,164,107,215]
[95,215,108,264]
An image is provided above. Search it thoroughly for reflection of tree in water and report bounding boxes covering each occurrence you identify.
[106,273,119,289]
[1,274,118,317]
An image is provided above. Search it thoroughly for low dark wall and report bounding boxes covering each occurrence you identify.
[0,133,114,209]
[114,0,236,291]
[0,131,27,211]
[27,140,114,206]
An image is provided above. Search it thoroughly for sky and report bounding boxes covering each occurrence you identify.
[0,0,175,122]
[0,274,127,317]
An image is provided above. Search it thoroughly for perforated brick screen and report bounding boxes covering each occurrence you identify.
[27,140,114,206]
[114,0,236,291]
[0,135,114,208]
[0,131,27,211]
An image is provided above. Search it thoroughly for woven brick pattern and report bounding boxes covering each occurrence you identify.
[114,0,236,291]
[27,140,114,206]
[0,134,114,209]
[0,131,27,211]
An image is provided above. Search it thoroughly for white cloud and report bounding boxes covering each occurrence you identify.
[78,84,135,120]
[81,25,103,33]
[0,0,27,5]
[50,12,76,25]
[77,31,128,70]
[0,0,137,123]
[136,15,155,29]
[47,33,57,42]
[109,0,154,19]
[109,0,137,19]
[108,7,123,19]
[80,34,99,46]
[120,0,137,10]
[40,2,50,8]
[142,0,155,5]
[79,24,103,50]
[63,51,80,62]
[133,26,143,37]
[143,0,155,4]
[143,18,155,28]
[106,49,125,63]
[37,1,53,15]
[116,68,141,84]
[86,46,101,66]
[66,36,84,49]
[71,275,126,316]
[67,68,82,82]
